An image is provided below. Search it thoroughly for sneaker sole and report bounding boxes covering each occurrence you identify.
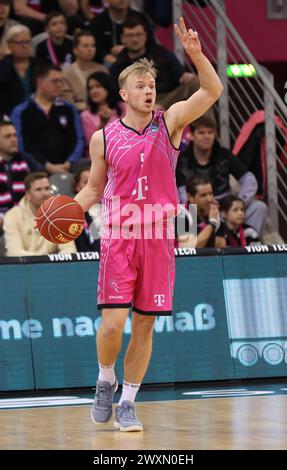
[113,421,143,432]
[90,379,118,424]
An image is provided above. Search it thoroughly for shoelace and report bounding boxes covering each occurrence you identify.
[119,405,136,421]
[95,385,112,405]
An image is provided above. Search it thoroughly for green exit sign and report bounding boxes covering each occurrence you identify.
[227,64,256,77]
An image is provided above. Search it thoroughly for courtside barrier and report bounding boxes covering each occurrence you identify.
[1,245,287,391]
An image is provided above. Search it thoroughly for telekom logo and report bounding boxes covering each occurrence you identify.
[154,294,165,306]
[132,176,149,201]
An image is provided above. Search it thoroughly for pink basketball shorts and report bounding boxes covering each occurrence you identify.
[97,226,175,316]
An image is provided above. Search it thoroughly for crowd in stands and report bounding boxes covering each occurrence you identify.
[0,0,270,256]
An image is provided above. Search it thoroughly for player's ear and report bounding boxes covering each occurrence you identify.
[119,89,128,102]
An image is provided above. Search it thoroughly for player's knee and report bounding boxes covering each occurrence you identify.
[101,322,124,339]
[133,315,156,338]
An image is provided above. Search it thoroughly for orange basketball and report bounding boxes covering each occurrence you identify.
[35,195,85,244]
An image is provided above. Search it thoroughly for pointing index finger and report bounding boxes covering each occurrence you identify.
[179,16,188,34]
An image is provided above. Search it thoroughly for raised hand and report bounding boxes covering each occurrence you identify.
[174,17,201,61]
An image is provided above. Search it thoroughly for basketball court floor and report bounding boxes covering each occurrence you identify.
[1,380,287,450]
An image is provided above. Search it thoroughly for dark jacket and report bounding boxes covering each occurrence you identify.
[90,7,155,63]
[0,55,37,116]
[11,97,84,165]
[176,140,246,197]
[75,213,100,253]
[35,37,74,68]
[0,151,42,217]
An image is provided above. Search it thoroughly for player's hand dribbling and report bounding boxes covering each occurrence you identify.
[174,16,202,61]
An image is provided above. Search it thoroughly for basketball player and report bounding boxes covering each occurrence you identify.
[75,17,223,432]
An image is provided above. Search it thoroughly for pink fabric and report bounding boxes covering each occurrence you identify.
[102,110,180,228]
[97,231,175,314]
[97,110,180,314]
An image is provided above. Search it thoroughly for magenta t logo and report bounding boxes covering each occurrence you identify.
[154,294,165,306]
[132,176,149,201]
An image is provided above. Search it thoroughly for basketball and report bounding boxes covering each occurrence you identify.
[35,195,85,244]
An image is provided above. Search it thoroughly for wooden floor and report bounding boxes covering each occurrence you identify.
[1,394,287,450]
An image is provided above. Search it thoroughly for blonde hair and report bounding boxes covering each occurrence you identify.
[118,58,157,89]
[5,24,31,43]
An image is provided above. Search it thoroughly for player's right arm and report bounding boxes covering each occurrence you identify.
[74,130,108,212]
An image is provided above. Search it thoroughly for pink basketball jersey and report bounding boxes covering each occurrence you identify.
[102,110,180,228]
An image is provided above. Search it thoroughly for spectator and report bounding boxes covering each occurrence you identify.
[89,0,154,67]
[12,62,84,174]
[0,120,42,236]
[0,0,19,59]
[220,194,260,247]
[110,17,205,112]
[3,171,76,255]
[61,30,107,111]
[13,0,81,35]
[35,11,73,69]
[72,164,101,251]
[0,24,38,116]
[13,0,48,35]
[176,116,268,237]
[81,71,123,153]
[178,175,226,248]
[79,0,106,22]
[58,0,86,35]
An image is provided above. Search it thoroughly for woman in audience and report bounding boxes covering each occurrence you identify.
[220,194,260,247]
[81,71,123,153]
[61,31,107,111]
[0,24,37,116]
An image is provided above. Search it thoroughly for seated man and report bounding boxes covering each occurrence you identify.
[11,62,84,174]
[89,0,154,67]
[110,16,205,112]
[0,120,42,241]
[176,175,226,249]
[176,116,268,237]
[3,171,76,255]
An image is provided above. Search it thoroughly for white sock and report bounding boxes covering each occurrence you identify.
[98,362,115,385]
[118,381,141,406]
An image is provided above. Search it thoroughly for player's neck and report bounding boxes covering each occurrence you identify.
[122,109,153,132]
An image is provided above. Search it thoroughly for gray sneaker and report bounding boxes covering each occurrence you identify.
[114,400,143,432]
[91,379,118,423]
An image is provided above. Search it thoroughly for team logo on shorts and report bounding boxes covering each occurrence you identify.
[154,294,165,306]
[111,281,120,293]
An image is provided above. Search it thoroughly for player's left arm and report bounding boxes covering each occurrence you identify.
[165,17,223,145]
